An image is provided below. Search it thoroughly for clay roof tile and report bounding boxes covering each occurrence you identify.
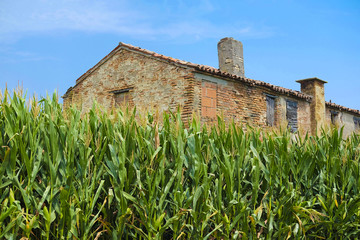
[326,101,360,116]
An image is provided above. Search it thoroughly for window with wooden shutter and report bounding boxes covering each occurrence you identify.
[266,95,275,126]
[286,100,298,132]
[354,117,360,130]
[110,87,133,107]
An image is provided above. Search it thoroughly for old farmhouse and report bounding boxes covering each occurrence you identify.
[63,37,360,136]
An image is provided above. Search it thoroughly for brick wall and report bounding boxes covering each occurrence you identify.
[297,100,311,133]
[201,81,217,119]
[195,73,311,131]
[195,74,267,126]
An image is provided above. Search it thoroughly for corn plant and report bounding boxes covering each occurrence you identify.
[1,89,360,239]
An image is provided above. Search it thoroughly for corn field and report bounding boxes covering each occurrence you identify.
[1,90,360,239]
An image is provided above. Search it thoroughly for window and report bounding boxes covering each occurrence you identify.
[110,88,133,106]
[286,100,298,132]
[354,117,360,130]
[330,111,339,125]
[266,95,276,126]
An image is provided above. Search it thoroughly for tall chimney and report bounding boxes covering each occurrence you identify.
[296,77,327,135]
[217,37,245,77]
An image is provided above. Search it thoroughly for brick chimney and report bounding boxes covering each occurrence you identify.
[218,37,245,77]
[296,77,327,135]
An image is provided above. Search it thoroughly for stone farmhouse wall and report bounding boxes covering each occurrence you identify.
[64,49,196,122]
[63,38,360,136]
[63,48,312,131]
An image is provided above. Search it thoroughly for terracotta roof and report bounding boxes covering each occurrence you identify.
[119,42,312,101]
[326,101,360,116]
[64,42,312,101]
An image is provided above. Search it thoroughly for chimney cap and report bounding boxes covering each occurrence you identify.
[218,37,242,45]
[296,77,327,84]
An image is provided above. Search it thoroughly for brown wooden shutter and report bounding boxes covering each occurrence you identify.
[286,100,298,132]
[110,87,134,107]
[266,95,275,126]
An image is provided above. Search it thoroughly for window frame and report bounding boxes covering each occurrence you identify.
[110,87,134,106]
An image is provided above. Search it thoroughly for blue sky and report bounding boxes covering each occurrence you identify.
[1,0,360,109]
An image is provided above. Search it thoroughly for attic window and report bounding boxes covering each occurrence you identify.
[354,117,360,130]
[330,111,339,125]
[286,100,298,133]
[110,87,133,106]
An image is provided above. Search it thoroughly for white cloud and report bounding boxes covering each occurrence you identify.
[0,0,273,43]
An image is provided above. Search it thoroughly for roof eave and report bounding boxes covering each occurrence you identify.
[194,68,313,101]
[326,101,360,115]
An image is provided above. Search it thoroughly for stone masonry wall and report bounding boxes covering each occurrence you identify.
[64,49,313,132]
[325,107,359,138]
[64,49,196,122]
[297,100,312,133]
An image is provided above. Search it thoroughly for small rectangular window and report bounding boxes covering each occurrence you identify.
[286,100,298,133]
[266,95,275,126]
[330,111,339,125]
[110,88,133,106]
[354,117,360,130]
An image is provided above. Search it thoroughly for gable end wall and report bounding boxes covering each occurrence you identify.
[63,49,196,121]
